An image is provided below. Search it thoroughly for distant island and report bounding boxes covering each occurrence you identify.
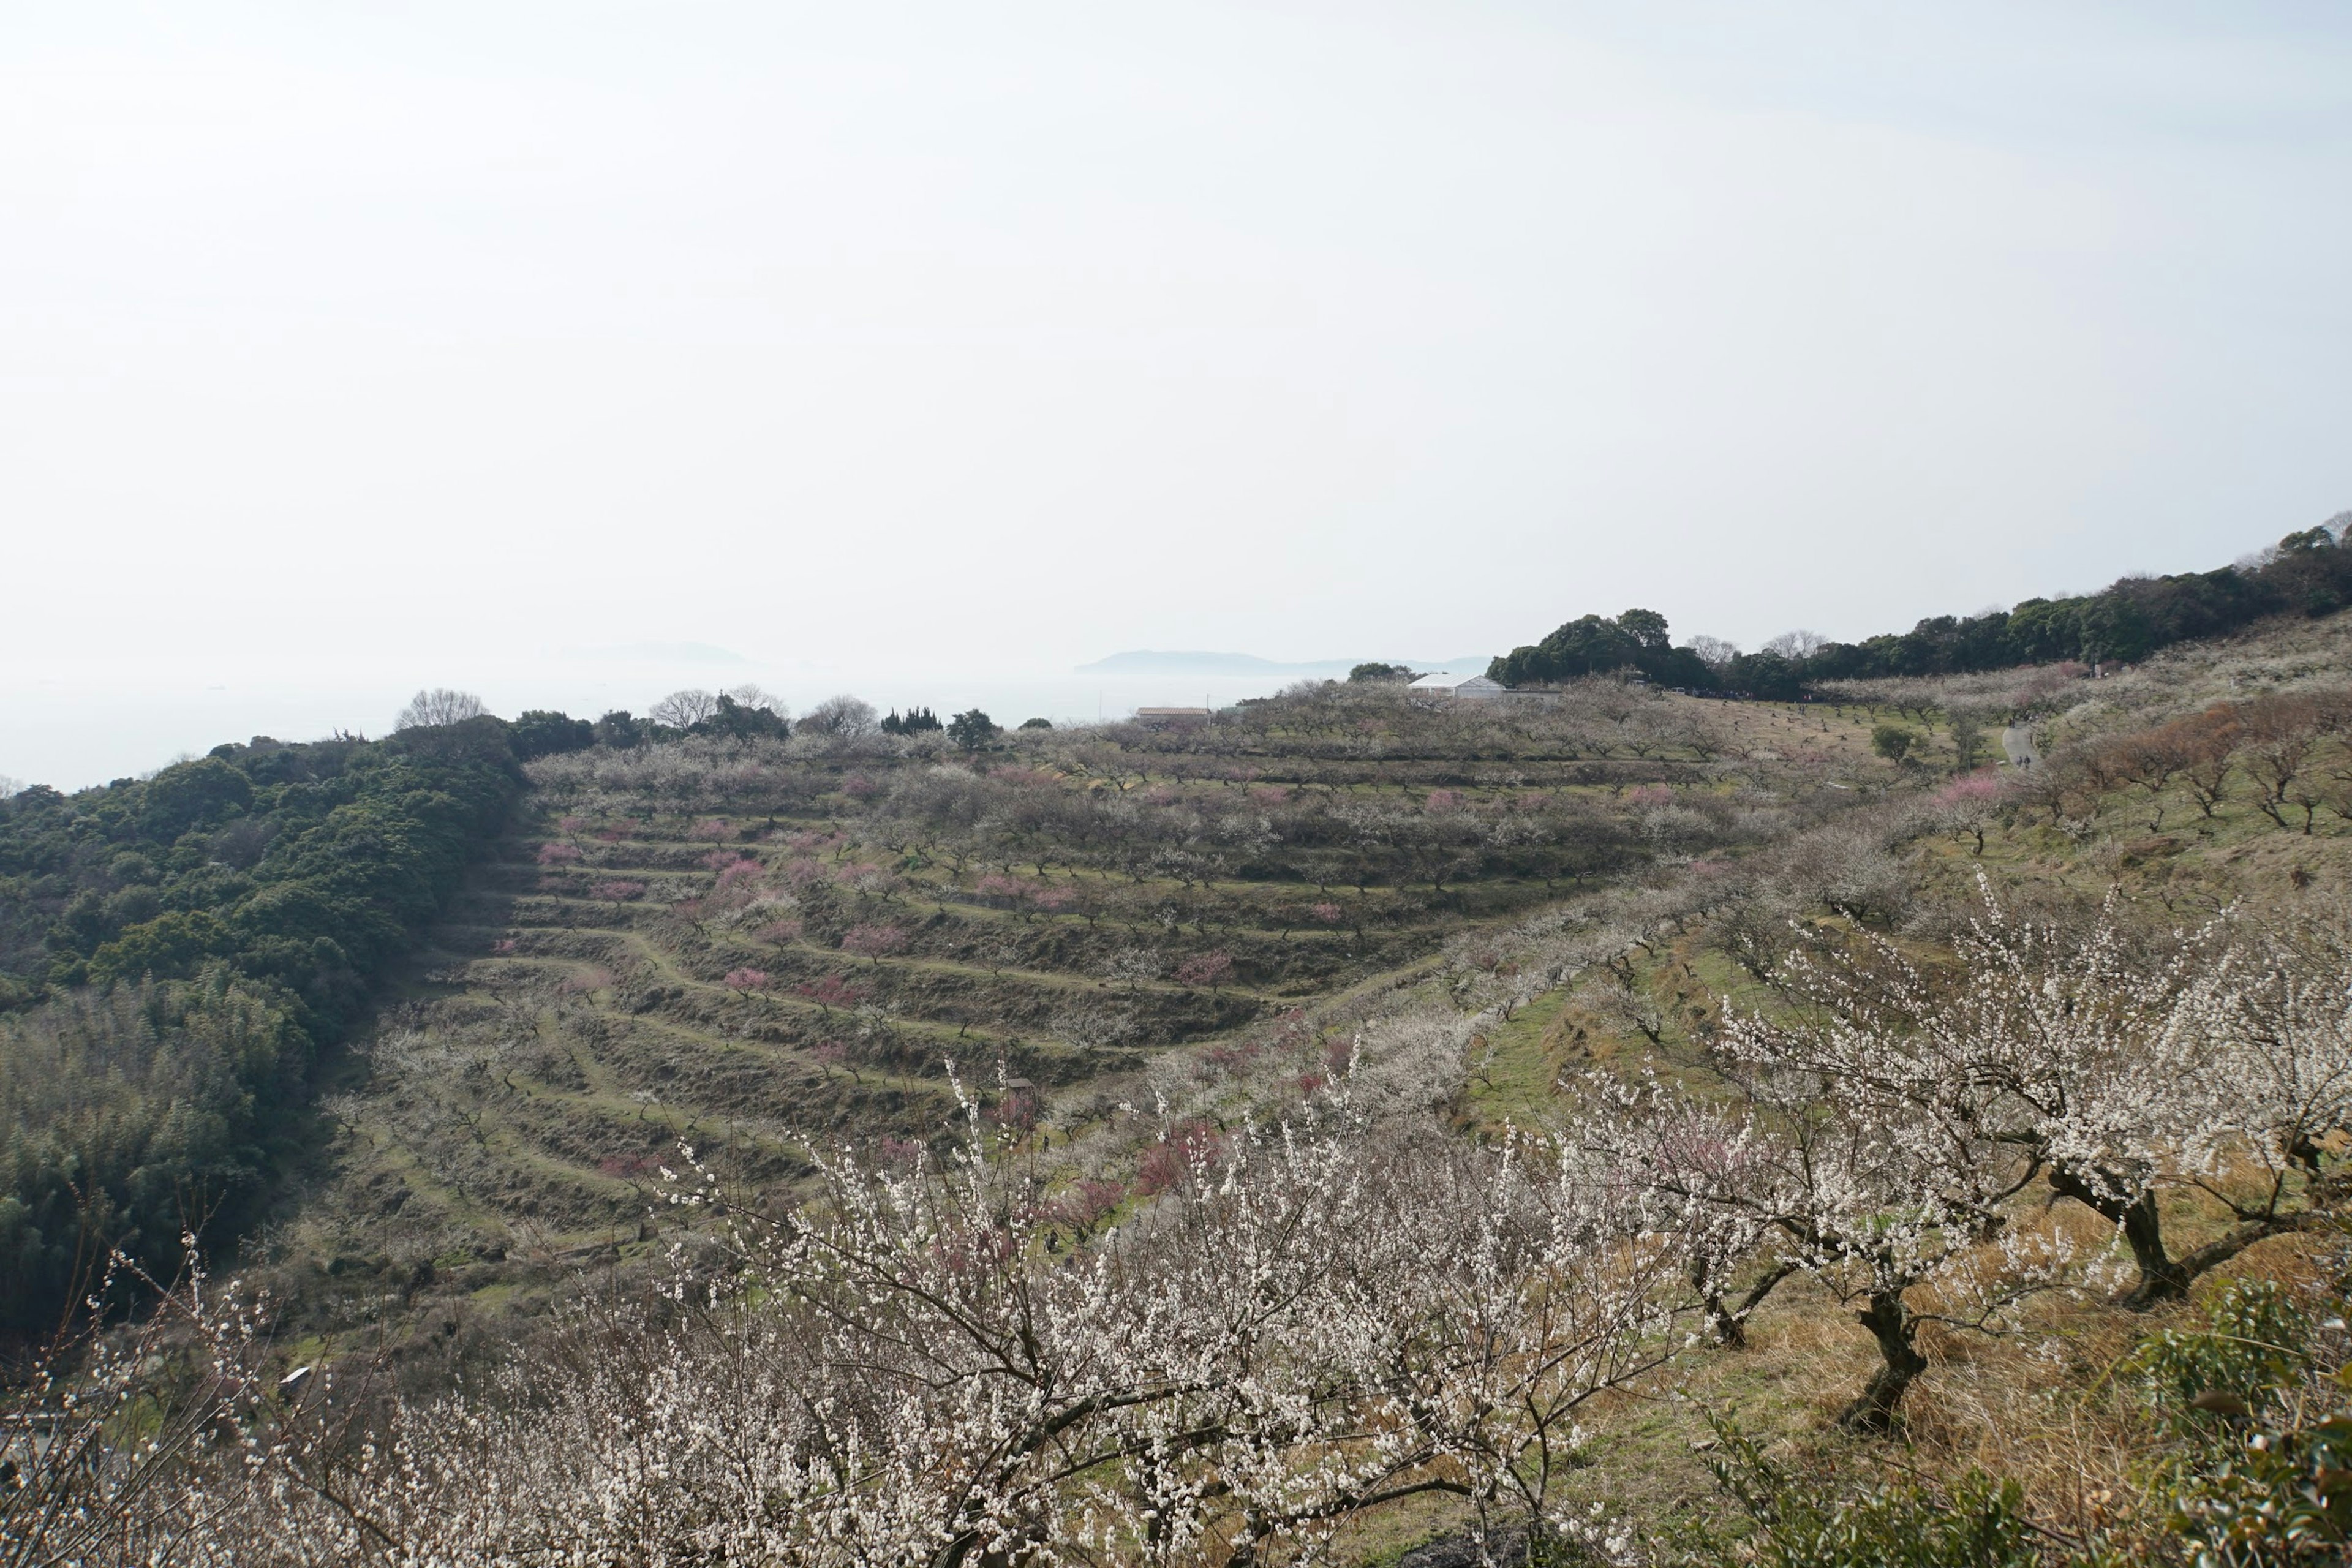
[1075,649,1492,678]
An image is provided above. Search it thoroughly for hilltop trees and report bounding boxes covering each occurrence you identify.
[649,688,720,729]
[701,693,790,741]
[948,708,1001,752]
[394,688,486,729]
[1487,518,2352,698]
[1489,608,1712,690]
[509,709,594,759]
[1781,522,2352,683]
[801,694,878,744]
[639,688,792,741]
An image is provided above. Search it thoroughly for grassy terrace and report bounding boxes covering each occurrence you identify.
[287,684,1894,1283]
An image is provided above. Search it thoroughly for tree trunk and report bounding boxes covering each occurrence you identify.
[1700,1257,1799,1348]
[2115,1191,2190,1308]
[2046,1167,2187,1309]
[1838,1291,1926,1433]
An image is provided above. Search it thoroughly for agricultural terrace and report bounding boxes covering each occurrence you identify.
[313,680,1894,1270]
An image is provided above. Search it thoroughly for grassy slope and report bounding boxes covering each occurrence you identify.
[257,691,1897,1362]
[1335,612,2352,1559]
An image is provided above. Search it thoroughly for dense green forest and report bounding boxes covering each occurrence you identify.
[0,722,519,1332]
[1491,518,2352,695]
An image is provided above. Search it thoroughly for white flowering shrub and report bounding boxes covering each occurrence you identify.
[111,1082,1691,1565]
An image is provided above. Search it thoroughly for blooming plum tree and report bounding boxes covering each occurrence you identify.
[192,1101,1691,1563]
[1173,950,1234,994]
[840,923,907,965]
[794,974,867,1015]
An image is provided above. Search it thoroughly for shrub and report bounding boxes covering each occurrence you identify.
[1667,1417,2044,1567]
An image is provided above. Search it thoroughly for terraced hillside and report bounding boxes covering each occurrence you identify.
[289,682,1896,1293]
[29,611,2352,1564]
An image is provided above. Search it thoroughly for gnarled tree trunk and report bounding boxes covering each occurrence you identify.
[1838,1291,1927,1433]
[2046,1169,2187,1309]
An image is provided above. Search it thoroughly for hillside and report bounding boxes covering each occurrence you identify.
[266,682,1896,1335]
[0,722,518,1333]
[12,594,2352,1565]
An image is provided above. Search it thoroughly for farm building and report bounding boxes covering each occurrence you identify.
[1407,673,1506,702]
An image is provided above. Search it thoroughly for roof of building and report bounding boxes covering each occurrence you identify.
[1406,672,1459,689]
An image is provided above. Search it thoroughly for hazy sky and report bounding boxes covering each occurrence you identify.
[4,2,2349,785]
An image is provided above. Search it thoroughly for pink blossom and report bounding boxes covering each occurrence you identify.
[841,924,908,963]
[1934,771,2005,807]
[537,842,584,865]
[1136,1120,1221,1196]
[1174,951,1234,991]
[1051,1178,1126,1230]
[723,967,772,992]
[795,974,867,1012]
[755,918,805,944]
[590,880,646,901]
[715,858,766,891]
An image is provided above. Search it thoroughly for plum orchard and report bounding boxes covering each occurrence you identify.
[1595,882,2352,1431]
[368,684,1831,1254]
[20,893,2352,1560]
[79,1093,1694,1566]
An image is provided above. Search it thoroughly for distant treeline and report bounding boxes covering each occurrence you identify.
[1490,518,2352,698]
[0,720,519,1333]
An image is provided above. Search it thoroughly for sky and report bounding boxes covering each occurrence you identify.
[3,1,2349,788]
